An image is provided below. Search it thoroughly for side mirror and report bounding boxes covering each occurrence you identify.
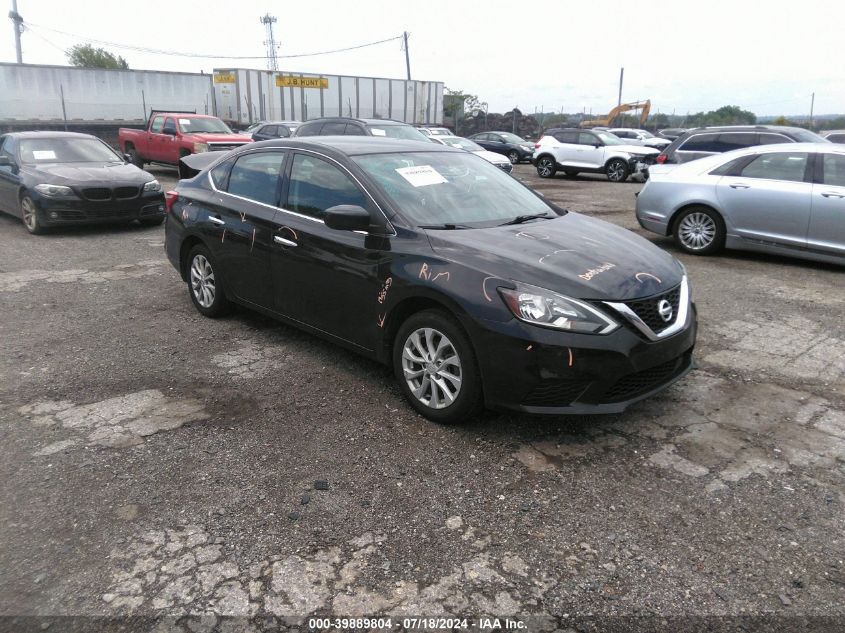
[324,205,372,232]
[0,155,11,167]
[123,153,132,163]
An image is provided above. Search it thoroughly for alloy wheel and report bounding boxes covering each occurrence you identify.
[607,160,627,182]
[401,327,462,410]
[21,198,38,232]
[190,254,216,308]
[537,158,554,177]
[508,151,519,164]
[678,212,717,250]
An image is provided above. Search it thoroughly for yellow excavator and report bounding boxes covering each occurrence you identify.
[580,99,651,128]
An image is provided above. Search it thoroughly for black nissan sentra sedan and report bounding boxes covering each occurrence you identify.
[166,137,697,423]
[0,131,165,234]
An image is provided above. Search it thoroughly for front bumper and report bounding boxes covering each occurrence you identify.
[33,191,166,226]
[466,302,697,415]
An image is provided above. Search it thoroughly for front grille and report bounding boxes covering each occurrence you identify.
[522,378,591,407]
[207,142,248,152]
[114,186,139,199]
[82,187,111,201]
[623,285,681,334]
[603,354,689,402]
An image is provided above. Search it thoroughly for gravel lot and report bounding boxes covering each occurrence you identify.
[1,162,843,632]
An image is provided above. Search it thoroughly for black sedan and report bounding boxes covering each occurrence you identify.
[0,131,165,234]
[468,131,535,164]
[166,137,696,423]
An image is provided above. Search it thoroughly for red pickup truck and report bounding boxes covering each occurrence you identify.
[119,112,252,169]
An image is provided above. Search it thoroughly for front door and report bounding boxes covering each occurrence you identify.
[271,151,384,351]
[808,152,845,257]
[147,115,167,163]
[0,136,20,215]
[575,132,604,169]
[716,151,812,249]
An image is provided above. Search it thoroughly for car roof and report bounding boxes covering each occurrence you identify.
[261,120,301,125]
[3,131,98,140]
[686,125,810,134]
[302,117,410,126]
[249,135,458,156]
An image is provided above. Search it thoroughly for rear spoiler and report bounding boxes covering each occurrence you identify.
[178,151,224,180]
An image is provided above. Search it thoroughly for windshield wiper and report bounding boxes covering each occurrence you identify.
[498,213,552,226]
[418,223,474,230]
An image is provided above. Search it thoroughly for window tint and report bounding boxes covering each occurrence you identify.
[822,153,845,187]
[260,125,277,137]
[210,157,235,190]
[678,133,720,153]
[710,156,749,176]
[578,132,599,146]
[758,133,790,145]
[345,125,366,136]
[738,152,808,183]
[294,122,322,137]
[287,154,368,220]
[0,135,13,161]
[714,133,757,152]
[150,116,165,133]
[553,131,578,144]
[827,134,845,144]
[321,122,347,135]
[277,125,292,138]
[226,152,285,205]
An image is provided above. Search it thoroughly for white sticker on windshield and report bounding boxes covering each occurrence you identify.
[32,150,56,160]
[396,165,448,187]
[178,118,192,125]
[370,128,386,136]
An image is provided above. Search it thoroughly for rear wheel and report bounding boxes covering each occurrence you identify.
[187,245,232,317]
[673,206,725,255]
[393,310,482,424]
[536,156,557,178]
[606,158,629,183]
[20,196,44,235]
[507,150,520,164]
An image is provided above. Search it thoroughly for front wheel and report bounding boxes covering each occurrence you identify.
[20,196,45,235]
[673,206,725,255]
[507,150,520,164]
[606,158,629,183]
[393,310,482,424]
[536,156,557,178]
[186,245,232,317]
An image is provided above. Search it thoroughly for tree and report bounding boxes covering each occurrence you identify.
[443,87,481,118]
[67,44,129,69]
[685,105,756,127]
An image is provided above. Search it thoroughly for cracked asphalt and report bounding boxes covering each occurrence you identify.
[0,164,843,632]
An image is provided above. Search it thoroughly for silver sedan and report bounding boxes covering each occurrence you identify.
[636,143,845,266]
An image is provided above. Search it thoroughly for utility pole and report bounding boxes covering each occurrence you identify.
[260,13,279,72]
[617,67,624,110]
[403,31,411,80]
[809,92,815,129]
[9,0,23,63]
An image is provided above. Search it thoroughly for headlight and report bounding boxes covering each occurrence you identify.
[193,142,209,153]
[499,282,619,334]
[34,184,76,198]
[143,180,161,192]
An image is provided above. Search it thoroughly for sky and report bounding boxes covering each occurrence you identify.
[3,0,843,117]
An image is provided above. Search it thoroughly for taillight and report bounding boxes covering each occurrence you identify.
[656,154,667,164]
[164,190,179,214]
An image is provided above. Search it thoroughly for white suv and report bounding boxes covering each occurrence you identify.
[607,128,671,150]
[533,128,660,182]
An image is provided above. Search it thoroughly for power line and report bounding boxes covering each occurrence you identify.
[24,22,402,60]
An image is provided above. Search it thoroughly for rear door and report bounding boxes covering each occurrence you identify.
[716,151,812,248]
[472,133,493,151]
[674,133,720,163]
[205,150,287,308]
[0,135,20,214]
[549,130,579,165]
[808,151,845,257]
[271,151,384,350]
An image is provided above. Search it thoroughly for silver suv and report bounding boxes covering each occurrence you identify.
[533,128,659,182]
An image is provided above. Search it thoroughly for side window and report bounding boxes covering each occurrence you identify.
[226,152,286,205]
[577,132,598,146]
[827,134,845,144]
[322,122,347,135]
[295,122,322,137]
[714,133,757,152]
[261,125,277,137]
[150,116,165,133]
[709,155,749,176]
[822,153,845,187]
[0,135,13,160]
[678,133,720,153]
[286,154,368,220]
[163,118,177,134]
[209,157,236,190]
[345,125,366,136]
[738,152,808,183]
[758,133,790,145]
[277,125,292,138]
[553,131,578,144]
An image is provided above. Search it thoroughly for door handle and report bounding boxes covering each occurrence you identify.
[821,191,845,198]
[729,184,750,189]
[274,235,297,247]
[208,216,225,225]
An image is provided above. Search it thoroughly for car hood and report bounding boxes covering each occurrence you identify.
[188,133,252,143]
[473,150,510,164]
[613,144,660,156]
[426,212,682,301]
[23,162,152,185]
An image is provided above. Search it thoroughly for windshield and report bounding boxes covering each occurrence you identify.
[369,125,430,141]
[19,137,123,164]
[354,151,553,227]
[596,131,624,145]
[499,132,526,144]
[792,129,827,143]
[177,117,233,134]
[637,130,655,138]
[438,137,484,152]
